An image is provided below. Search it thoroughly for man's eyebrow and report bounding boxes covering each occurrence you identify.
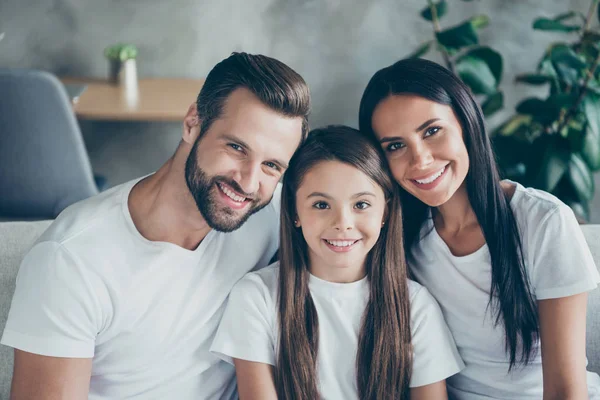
[221,134,288,169]
[379,118,441,144]
[221,134,250,150]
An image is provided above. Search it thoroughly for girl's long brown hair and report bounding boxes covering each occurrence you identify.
[276,125,412,399]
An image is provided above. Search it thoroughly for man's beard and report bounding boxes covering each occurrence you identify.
[184,144,270,233]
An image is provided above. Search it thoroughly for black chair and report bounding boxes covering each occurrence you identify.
[0,69,99,219]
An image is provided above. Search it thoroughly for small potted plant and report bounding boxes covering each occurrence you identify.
[104,43,138,89]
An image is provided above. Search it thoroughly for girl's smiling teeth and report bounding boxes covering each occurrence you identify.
[324,239,360,247]
[413,165,446,185]
[218,182,247,203]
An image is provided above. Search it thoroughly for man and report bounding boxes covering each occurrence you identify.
[1,52,310,399]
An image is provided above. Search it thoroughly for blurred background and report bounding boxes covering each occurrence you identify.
[1,0,599,221]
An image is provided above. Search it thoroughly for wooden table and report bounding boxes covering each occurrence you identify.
[61,78,205,122]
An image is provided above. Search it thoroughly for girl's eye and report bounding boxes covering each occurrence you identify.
[425,126,441,137]
[355,201,370,210]
[386,142,405,152]
[313,201,329,210]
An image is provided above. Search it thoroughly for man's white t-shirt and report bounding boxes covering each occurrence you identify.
[409,180,600,399]
[1,177,281,399]
[211,262,464,398]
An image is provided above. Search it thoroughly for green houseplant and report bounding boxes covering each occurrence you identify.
[493,0,600,221]
[408,0,600,221]
[103,43,138,87]
[409,0,504,118]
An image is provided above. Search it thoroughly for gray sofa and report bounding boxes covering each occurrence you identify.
[1,221,600,398]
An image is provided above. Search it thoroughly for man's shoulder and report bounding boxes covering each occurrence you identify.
[38,180,133,247]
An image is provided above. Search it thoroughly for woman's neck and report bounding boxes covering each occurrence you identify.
[433,182,478,234]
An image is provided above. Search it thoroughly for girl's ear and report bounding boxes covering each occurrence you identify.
[294,216,301,227]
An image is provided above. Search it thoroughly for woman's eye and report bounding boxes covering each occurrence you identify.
[313,201,329,210]
[355,201,370,210]
[386,142,405,152]
[425,126,440,137]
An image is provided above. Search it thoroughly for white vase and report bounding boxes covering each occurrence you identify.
[109,59,138,92]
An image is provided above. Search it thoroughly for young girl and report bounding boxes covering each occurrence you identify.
[211,126,464,399]
[359,58,600,399]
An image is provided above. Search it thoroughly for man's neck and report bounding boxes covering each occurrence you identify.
[128,158,212,251]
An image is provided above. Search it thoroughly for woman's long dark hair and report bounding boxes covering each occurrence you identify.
[276,126,412,399]
[359,58,538,370]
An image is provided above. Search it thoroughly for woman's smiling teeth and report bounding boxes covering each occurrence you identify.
[414,165,446,185]
[218,183,247,203]
[324,239,359,247]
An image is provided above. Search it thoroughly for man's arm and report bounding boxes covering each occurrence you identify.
[11,350,92,400]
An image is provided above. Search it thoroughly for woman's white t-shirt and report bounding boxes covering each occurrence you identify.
[409,181,600,399]
[211,263,464,399]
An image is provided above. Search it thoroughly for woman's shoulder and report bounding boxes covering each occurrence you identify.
[504,179,572,228]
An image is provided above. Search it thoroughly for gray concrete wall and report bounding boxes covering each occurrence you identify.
[2,0,600,221]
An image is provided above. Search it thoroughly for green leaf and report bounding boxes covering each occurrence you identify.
[421,1,447,21]
[569,153,595,200]
[582,124,600,170]
[462,46,503,83]
[436,21,479,52]
[547,92,577,110]
[553,11,578,22]
[533,18,580,32]
[406,41,432,59]
[550,44,586,85]
[495,114,533,137]
[515,73,554,85]
[583,92,600,170]
[532,135,570,192]
[482,91,504,116]
[583,31,600,43]
[456,57,496,95]
[470,15,489,29]
[516,98,561,125]
[568,201,590,222]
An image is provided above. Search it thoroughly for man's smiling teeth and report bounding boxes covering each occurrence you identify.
[415,166,446,184]
[218,183,246,203]
[325,239,358,247]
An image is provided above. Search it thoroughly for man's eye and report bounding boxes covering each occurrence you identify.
[313,201,329,210]
[229,143,243,151]
[425,126,441,137]
[264,161,280,171]
[355,201,370,210]
[386,142,405,152]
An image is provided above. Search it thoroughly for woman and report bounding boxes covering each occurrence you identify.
[211,126,463,399]
[359,58,600,399]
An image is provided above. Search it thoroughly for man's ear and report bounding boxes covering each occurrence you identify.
[182,103,201,144]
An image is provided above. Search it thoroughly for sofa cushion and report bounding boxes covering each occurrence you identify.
[0,220,51,398]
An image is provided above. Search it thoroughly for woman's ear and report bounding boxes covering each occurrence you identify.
[182,103,201,144]
[294,216,301,227]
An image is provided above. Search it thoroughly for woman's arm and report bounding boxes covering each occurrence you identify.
[233,358,278,400]
[410,380,448,400]
[539,292,589,400]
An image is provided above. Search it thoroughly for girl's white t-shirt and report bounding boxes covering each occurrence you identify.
[409,180,600,399]
[211,263,464,399]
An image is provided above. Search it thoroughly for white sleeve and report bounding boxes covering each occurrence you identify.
[410,286,464,388]
[210,274,276,366]
[0,241,102,358]
[529,204,600,300]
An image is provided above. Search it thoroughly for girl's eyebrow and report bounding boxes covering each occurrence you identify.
[306,191,376,199]
[307,192,332,199]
